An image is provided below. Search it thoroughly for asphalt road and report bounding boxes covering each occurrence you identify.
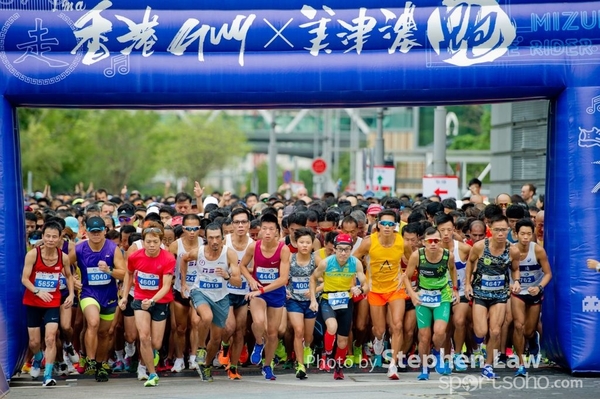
[7,365,600,399]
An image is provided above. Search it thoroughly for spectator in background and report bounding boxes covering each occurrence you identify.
[536,194,544,211]
[468,178,482,197]
[521,184,537,208]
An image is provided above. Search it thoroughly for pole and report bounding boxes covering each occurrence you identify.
[268,112,278,194]
[432,106,447,176]
[374,107,385,166]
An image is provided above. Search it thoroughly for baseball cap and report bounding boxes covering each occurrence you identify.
[64,216,79,234]
[203,196,219,209]
[117,203,135,217]
[72,198,84,206]
[363,190,376,199]
[85,216,105,232]
[367,204,383,216]
[259,193,270,202]
[334,233,353,247]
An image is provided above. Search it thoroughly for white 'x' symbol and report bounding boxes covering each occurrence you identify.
[264,18,294,48]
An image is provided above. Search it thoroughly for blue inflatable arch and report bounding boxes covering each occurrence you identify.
[1,0,600,380]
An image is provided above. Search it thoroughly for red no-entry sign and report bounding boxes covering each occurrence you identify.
[312,158,327,175]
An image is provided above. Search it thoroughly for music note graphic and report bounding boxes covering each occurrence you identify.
[103,54,130,78]
[586,95,600,114]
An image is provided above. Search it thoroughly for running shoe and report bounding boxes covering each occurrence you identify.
[42,377,56,387]
[515,365,527,377]
[171,358,185,373]
[296,363,307,380]
[262,365,276,380]
[387,363,399,380]
[333,363,344,380]
[112,360,125,372]
[144,373,159,387]
[227,366,242,380]
[64,344,79,364]
[196,348,207,366]
[481,365,498,380]
[197,365,213,382]
[250,342,265,365]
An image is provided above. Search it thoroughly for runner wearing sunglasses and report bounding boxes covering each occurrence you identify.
[309,233,368,381]
[169,214,203,372]
[354,209,407,379]
[465,214,521,380]
[404,226,458,381]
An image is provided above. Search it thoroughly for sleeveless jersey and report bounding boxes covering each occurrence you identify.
[368,232,404,293]
[59,240,71,295]
[285,235,298,254]
[417,248,452,306]
[352,237,363,255]
[77,239,119,307]
[252,241,284,286]
[23,247,64,308]
[518,242,544,295]
[225,234,251,295]
[192,245,229,302]
[453,240,467,297]
[173,238,202,293]
[322,255,357,300]
[287,253,316,302]
[472,239,511,300]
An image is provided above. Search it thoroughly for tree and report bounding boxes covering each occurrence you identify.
[159,113,248,192]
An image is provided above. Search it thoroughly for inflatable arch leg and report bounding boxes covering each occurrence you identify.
[0,97,26,384]
[544,87,600,373]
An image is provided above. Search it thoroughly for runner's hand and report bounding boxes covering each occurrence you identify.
[464,284,473,299]
[37,291,54,303]
[309,300,319,312]
[63,294,74,309]
[411,293,422,307]
[193,181,204,198]
[511,281,521,294]
[118,297,128,310]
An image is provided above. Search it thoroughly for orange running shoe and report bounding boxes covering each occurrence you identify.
[239,344,249,364]
[227,365,242,380]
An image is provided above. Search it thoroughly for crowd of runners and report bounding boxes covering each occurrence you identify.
[21,178,551,387]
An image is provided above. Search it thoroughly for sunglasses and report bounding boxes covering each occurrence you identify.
[143,227,162,234]
[425,238,441,244]
[183,226,201,232]
[319,227,336,233]
[379,221,396,228]
[118,216,132,223]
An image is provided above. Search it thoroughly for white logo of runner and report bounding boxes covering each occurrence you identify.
[426,0,516,66]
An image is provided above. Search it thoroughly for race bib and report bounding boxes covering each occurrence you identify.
[420,289,442,308]
[256,267,278,284]
[87,267,111,286]
[481,274,505,290]
[59,273,67,290]
[199,276,223,290]
[291,276,310,295]
[34,272,59,292]
[185,270,197,284]
[519,272,536,286]
[227,276,248,293]
[328,291,350,310]
[137,271,160,291]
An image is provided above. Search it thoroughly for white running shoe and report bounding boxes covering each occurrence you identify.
[171,358,185,373]
[137,364,149,381]
[373,336,385,356]
[387,364,399,380]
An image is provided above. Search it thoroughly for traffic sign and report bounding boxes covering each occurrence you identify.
[312,158,327,175]
[365,166,395,194]
[283,170,292,183]
[422,175,459,200]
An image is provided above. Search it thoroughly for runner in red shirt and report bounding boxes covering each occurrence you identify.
[22,221,75,387]
[119,222,175,387]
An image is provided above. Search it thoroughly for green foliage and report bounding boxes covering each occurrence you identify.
[18,109,247,194]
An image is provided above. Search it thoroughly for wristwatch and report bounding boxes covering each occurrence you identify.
[538,285,544,294]
[224,273,231,281]
[150,300,156,307]
[33,289,40,295]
